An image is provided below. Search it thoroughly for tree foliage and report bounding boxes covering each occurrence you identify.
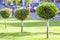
[15,8,29,20]
[4,0,21,5]
[0,8,11,18]
[36,2,58,19]
[25,0,31,4]
[13,0,21,5]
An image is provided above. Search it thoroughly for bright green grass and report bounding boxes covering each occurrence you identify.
[0,18,60,40]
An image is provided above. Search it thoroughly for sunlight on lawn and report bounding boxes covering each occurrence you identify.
[0,18,60,40]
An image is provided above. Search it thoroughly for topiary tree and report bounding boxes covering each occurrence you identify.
[15,8,29,32]
[36,2,58,38]
[0,8,11,28]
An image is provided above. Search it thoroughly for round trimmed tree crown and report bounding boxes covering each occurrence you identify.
[0,8,11,18]
[15,8,29,20]
[36,2,58,19]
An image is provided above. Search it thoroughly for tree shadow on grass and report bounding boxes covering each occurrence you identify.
[49,32,60,35]
[0,32,46,38]
[0,22,46,27]
[7,22,45,27]
[0,32,60,38]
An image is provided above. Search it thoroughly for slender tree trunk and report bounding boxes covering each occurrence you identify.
[46,19,49,38]
[22,0,25,7]
[26,1,29,9]
[4,19,7,29]
[39,0,41,5]
[25,0,29,9]
[54,0,56,3]
[21,20,24,32]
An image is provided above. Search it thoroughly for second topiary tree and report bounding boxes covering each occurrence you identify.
[0,8,11,29]
[36,2,58,38]
[15,8,29,32]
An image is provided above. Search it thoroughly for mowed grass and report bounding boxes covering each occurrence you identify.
[0,18,60,40]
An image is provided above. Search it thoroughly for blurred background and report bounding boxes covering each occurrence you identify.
[0,0,60,19]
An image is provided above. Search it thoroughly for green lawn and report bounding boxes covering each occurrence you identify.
[0,18,60,40]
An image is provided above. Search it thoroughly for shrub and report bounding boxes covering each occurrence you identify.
[36,2,58,19]
[0,8,11,18]
[15,8,29,20]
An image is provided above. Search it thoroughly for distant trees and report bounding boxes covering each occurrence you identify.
[15,8,29,32]
[25,0,31,9]
[2,0,22,16]
[36,2,58,38]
